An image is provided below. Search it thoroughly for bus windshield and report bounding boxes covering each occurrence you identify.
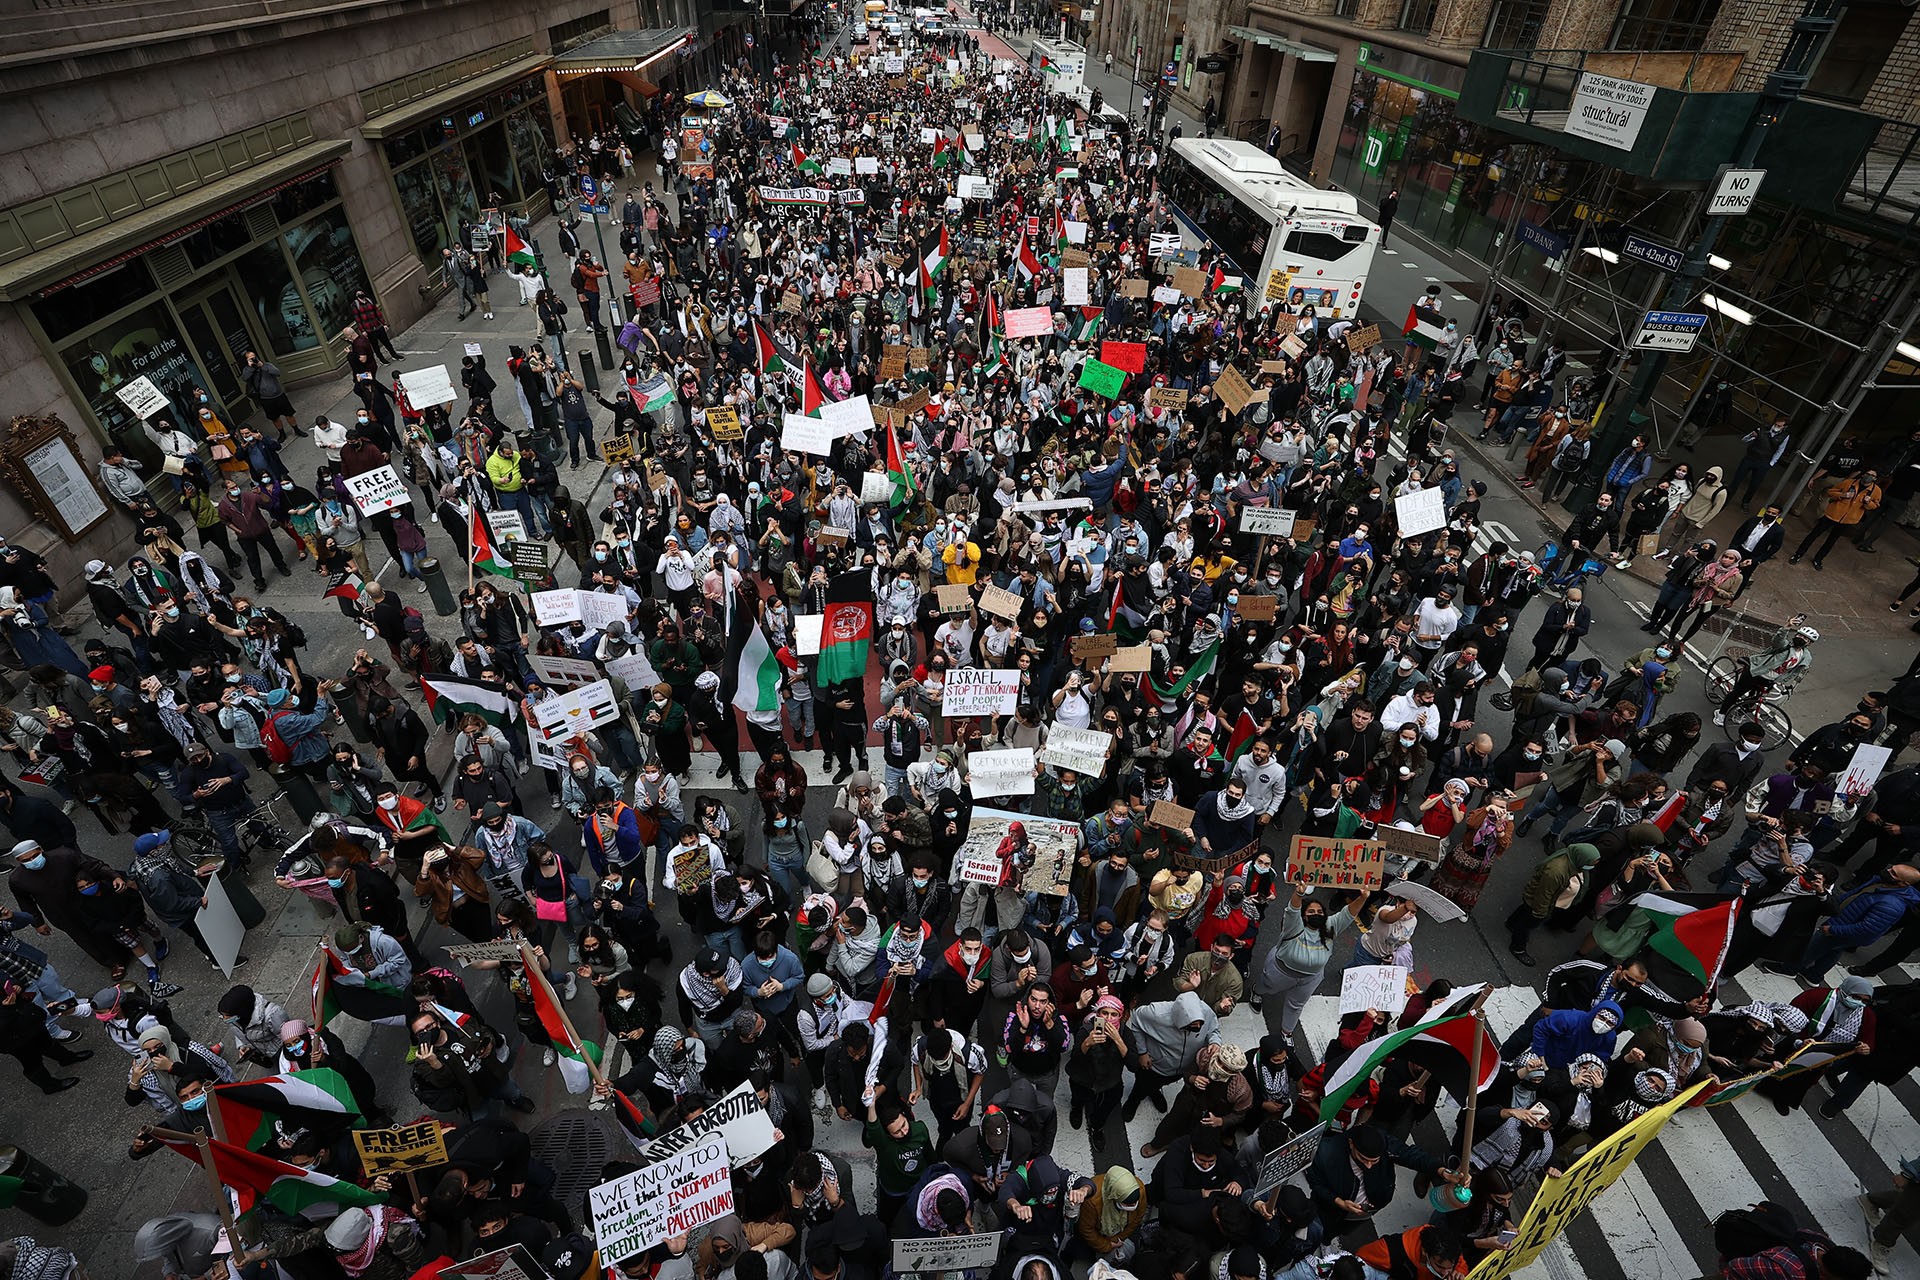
[1162,150,1273,276]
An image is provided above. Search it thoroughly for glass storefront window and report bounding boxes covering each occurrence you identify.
[284,206,371,347]
[466,122,517,206]
[273,172,339,225]
[432,146,481,237]
[59,301,207,456]
[394,161,448,260]
[31,259,158,344]
[235,240,315,354]
[180,209,254,270]
[510,109,554,200]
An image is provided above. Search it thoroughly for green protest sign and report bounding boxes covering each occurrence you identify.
[1077,358,1125,400]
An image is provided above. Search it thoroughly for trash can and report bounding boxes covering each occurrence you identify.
[419,556,457,617]
[577,354,600,395]
[0,1145,87,1225]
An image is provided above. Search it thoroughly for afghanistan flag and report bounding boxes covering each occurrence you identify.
[792,143,823,175]
[504,227,537,269]
[528,957,602,1093]
[1320,1012,1500,1122]
[154,1132,384,1217]
[1142,638,1222,708]
[819,571,874,686]
[1403,302,1450,349]
[885,415,916,509]
[1623,891,1740,991]
[419,673,522,728]
[309,947,412,1028]
[213,1070,362,1151]
[469,504,513,579]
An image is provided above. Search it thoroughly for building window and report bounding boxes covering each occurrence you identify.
[1808,2,1910,105]
[1334,0,1357,13]
[1483,0,1551,48]
[1399,0,1439,33]
[549,10,612,51]
[283,206,370,344]
[1609,0,1723,51]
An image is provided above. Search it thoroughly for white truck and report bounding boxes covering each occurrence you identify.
[1029,37,1088,107]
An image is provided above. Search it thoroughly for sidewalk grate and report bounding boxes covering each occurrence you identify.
[531,1110,619,1212]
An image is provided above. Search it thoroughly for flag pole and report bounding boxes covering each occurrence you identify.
[1454,989,1494,1183]
[151,1128,244,1253]
[516,936,609,1089]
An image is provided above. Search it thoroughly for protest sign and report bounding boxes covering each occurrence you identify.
[1148,800,1195,833]
[878,355,908,381]
[935,584,972,614]
[1174,842,1256,874]
[706,406,743,441]
[1394,488,1447,537]
[968,748,1036,797]
[529,654,602,689]
[604,649,661,693]
[344,465,409,515]
[819,395,874,439]
[1077,358,1126,400]
[532,589,584,629]
[352,1121,449,1176]
[509,541,549,584]
[1149,386,1188,412]
[1041,725,1113,776]
[1378,824,1447,864]
[1385,878,1469,922]
[439,1244,550,1280]
[1109,645,1152,672]
[535,679,622,736]
[444,940,527,964]
[893,1233,1002,1275]
[1279,334,1307,359]
[955,809,1078,895]
[978,583,1024,618]
[1003,306,1055,339]
[1239,507,1298,536]
[944,668,1020,717]
[1253,1123,1327,1194]
[1215,364,1256,414]
[589,1131,732,1264]
[958,849,1007,884]
[1063,219,1089,245]
[1148,231,1183,257]
[910,347,932,369]
[602,433,637,465]
[1346,324,1383,354]
[1286,834,1386,890]
[1340,964,1412,1016]
[115,375,169,420]
[1100,341,1146,373]
[398,365,456,406]
[1171,266,1205,296]
[1840,743,1893,797]
[1063,267,1089,305]
[577,591,629,634]
[1151,285,1182,305]
[1235,594,1278,621]
[793,614,824,656]
[195,873,246,977]
[860,472,894,505]
[781,414,834,456]
[634,1080,777,1165]
[1070,632,1118,660]
[1119,277,1149,298]
[487,509,526,544]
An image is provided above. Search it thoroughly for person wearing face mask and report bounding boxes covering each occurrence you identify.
[214,479,292,593]
[276,1014,385,1123]
[1745,974,1878,1115]
[123,1022,233,1114]
[10,838,130,972]
[215,982,289,1068]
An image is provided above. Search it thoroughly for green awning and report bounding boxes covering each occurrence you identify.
[359,53,552,140]
[1227,27,1338,62]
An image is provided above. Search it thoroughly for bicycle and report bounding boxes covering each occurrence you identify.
[1703,655,1795,749]
[171,791,298,871]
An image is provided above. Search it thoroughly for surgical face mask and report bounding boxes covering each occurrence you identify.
[79,883,101,896]
[225,673,242,684]
[378,796,399,811]
[774,817,790,828]
[1399,735,1417,749]
[617,996,636,1010]
[326,877,346,890]
[1841,996,1865,1011]
[165,607,181,620]
[181,1093,209,1112]
[285,1038,308,1057]
[912,875,929,888]
[1523,750,1541,761]
[18,855,44,871]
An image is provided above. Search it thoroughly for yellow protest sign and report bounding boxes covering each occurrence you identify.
[707,405,743,441]
[352,1121,449,1176]
[601,434,636,465]
[1467,1081,1708,1279]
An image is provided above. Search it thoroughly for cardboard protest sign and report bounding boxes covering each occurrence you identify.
[943,668,1020,717]
[878,356,908,381]
[1119,277,1149,298]
[934,584,973,614]
[1377,824,1447,864]
[1215,365,1256,414]
[589,1131,732,1264]
[601,433,637,465]
[1041,725,1113,776]
[967,748,1035,797]
[1171,266,1206,297]
[978,583,1024,618]
[1149,386,1188,413]
[353,1122,449,1176]
[1148,800,1195,833]
[1070,632,1118,660]
[1346,323,1383,354]
[1286,834,1386,890]
[1235,594,1278,621]
[1340,964,1412,1016]
[1109,645,1152,672]
[444,941,527,964]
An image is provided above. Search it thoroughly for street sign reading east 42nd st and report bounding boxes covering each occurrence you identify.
[1633,309,1708,353]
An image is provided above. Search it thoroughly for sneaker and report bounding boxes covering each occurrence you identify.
[543,1047,557,1067]
[1510,948,1538,966]
[416,581,429,594]
[1653,549,1671,560]
[1712,710,1726,726]
[1859,1193,1884,1227]
[1614,559,1633,570]
[60,800,74,814]
[1870,1239,1892,1275]
[563,973,578,1000]
[48,1027,79,1042]
[431,796,447,813]
[517,761,530,776]
[484,311,495,320]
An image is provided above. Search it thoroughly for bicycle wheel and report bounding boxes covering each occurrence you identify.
[1750,702,1794,751]
[1704,657,1740,706]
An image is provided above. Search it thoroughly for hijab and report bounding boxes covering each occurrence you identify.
[1097,1168,1143,1238]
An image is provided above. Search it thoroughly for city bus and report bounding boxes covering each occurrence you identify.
[1162,137,1380,321]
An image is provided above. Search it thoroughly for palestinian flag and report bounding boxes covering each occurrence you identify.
[981,291,1006,375]
[1053,204,1069,258]
[419,673,522,727]
[1403,302,1450,350]
[504,227,537,269]
[1224,710,1258,762]
[752,317,793,377]
[729,612,789,716]
[1626,891,1740,991]
[469,504,513,579]
[1143,637,1221,708]
[797,350,827,416]
[1210,265,1243,295]
[1320,1012,1500,1122]
[612,1088,658,1153]
[1647,789,1688,833]
[154,1132,383,1217]
[922,224,950,286]
[885,415,915,509]
[932,133,954,170]
[375,790,451,844]
[1069,307,1103,342]
[918,258,938,312]
[528,956,601,1093]
[819,571,874,686]
[308,947,411,1028]
[322,569,362,603]
[213,1070,362,1151]
[792,143,823,175]
[1013,228,1042,282]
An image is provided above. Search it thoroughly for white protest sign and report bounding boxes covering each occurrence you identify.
[1063,219,1089,245]
[343,464,410,515]
[943,668,1020,717]
[1063,267,1089,306]
[1004,496,1093,515]
[195,869,247,978]
[1339,964,1411,1016]
[920,127,937,144]
[782,413,834,456]
[856,156,880,175]
[398,364,457,407]
[794,614,824,656]
[967,748,1035,797]
[115,376,170,420]
[463,342,484,358]
[529,654,603,688]
[633,1080,777,1165]
[578,590,631,634]
[605,649,662,692]
[532,589,584,628]
[828,157,853,176]
[487,509,526,543]
[958,175,993,200]
[893,1233,1002,1275]
[861,472,895,505]
[589,1131,732,1264]
[958,850,1007,885]
[819,394,875,439]
[1840,743,1894,797]
[1394,487,1447,536]
[1239,507,1299,537]
[534,679,622,734]
[1041,725,1113,777]
[1151,285,1182,305]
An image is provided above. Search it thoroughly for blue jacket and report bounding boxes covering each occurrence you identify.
[1530,999,1624,1068]
[273,699,335,766]
[1605,447,1652,490]
[1827,877,1920,945]
[741,944,805,1015]
[1080,454,1128,508]
[583,805,643,875]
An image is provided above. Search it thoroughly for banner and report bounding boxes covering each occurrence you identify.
[758,185,867,206]
[632,1080,777,1165]
[589,1131,732,1264]
[1466,1081,1708,1279]
[943,668,1020,717]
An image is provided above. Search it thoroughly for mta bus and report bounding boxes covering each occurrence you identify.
[1163,137,1380,320]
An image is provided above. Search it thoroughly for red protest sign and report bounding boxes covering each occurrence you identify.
[1100,340,1146,374]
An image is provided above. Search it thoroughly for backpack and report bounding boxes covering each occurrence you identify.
[571,266,587,293]
[260,709,297,766]
[1713,1202,1800,1263]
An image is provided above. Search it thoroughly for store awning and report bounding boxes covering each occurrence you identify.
[1226,26,1337,61]
[359,52,553,140]
[0,138,352,302]
[550,27,695,78]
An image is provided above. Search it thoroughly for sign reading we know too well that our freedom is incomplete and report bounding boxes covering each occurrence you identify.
[589,1131,733,1264]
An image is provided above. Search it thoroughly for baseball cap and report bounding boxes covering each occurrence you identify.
[132,831,172,856]
[982,1109,1010,1152]
[695,947,728,977]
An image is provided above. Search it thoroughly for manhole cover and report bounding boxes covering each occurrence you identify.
[531,1110,617,1210]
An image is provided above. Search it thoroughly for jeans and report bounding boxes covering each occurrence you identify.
[884,763,911,799]
[398,548,424,580]
[564,416,598,464]
[768,844,806,902]
[205,804,246,859]
[1794,928,1852,981]
[1519,782,1578,835]
[26,964,75,1032]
